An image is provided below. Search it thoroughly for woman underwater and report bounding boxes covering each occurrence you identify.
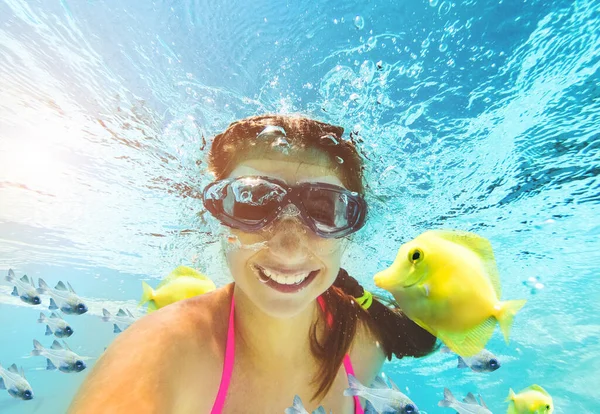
[69,114,437,413]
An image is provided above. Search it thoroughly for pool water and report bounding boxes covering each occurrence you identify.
[0,0,599,412]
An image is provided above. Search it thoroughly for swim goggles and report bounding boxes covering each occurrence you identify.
[202,176,367,238]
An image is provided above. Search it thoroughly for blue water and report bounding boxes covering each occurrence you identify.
[0,0,598,412]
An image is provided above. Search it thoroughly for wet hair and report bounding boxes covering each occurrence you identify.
[208,114,363,193]
[207,114,437,401]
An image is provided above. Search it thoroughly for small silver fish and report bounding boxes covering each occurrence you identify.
[0,363,33,400]
[438,388,492,414]
[101,308,137,333]
[38,312,73,338]
[284,395,328,414]
[442,346,501,373]
[344,374,419,414]
[5,269,41,306]
[31,340,90,373]
[37,279,87,315]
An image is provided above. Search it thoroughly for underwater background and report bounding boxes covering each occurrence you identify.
[0,0,599,412]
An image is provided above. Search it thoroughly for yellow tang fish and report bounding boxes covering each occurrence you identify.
[373,230,526,356]
[506,385,553,414]
[139,266,216,313]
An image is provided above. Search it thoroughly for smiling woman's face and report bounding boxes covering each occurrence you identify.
[223,154,347,318]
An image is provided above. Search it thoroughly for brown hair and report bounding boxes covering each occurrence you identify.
[207,114,437,401]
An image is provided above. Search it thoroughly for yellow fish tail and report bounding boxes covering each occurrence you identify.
[147,301,158,313]
[496,299,527,344]
[139,281,155,307]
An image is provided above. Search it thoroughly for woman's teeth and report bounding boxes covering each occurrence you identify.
[260,267,311,285]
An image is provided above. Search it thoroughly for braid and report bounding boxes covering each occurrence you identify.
[334,268,438,360]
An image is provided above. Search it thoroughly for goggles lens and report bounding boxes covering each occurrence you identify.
[222,177,286,223]
[203,176,367,238]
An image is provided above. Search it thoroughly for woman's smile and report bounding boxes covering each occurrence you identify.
[252,263,321,293]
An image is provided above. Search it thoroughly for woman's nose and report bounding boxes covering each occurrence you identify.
[266,215,311,262]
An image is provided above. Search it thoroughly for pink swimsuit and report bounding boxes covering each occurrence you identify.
[210,295,364,414]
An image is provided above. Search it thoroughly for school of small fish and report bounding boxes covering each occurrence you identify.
[1,265,216,403]
[1,269,96,401]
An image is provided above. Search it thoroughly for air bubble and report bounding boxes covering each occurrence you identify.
[359,60,376,82]
[439,43,448,52]
[240,191,251,202]
[421,39,430,49]
[523,276,545,294]
[319,134,340,146]
[271,137,290,154]
[438,1,451,16]
[354,15,365,30]
[429,0,439,6]
[257,125,286,141]
[365,36,377,50]
[404,104,425,126]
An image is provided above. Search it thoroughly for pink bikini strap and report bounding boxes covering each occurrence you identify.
[317,296,364,414]
[211,294,236,414]
[212,295,363,414]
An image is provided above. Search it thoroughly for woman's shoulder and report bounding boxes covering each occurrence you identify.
[122,282,232,355]
[161,282,233,336]
[348,319,387,385]
[68,284,233,413]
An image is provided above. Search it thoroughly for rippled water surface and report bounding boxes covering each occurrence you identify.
[0,0,599,412]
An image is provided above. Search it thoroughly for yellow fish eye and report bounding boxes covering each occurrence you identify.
[408,248,424,264]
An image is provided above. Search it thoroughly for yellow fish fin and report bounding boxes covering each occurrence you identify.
[139,281,155,306]
[408,316,438,338]
[157,265,210,289]
[430,230,502,297]
[496,299,527,343]
[505,396,517,414]
[523,384,551,397]
[438,316,496,357]
[402,268,425,288]
[506,388,516,402]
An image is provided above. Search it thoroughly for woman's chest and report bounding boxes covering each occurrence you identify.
[221,362,357,414]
